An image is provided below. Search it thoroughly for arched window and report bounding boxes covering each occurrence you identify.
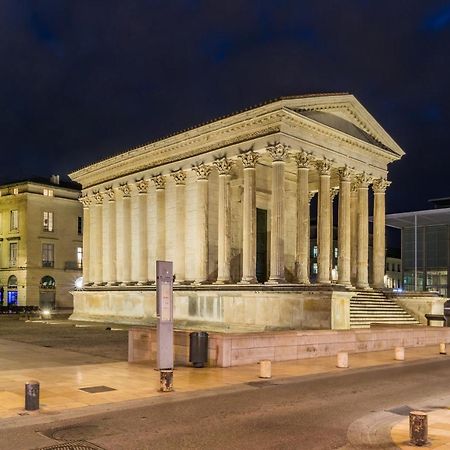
[7,275,17,287]
[40,275,56,289]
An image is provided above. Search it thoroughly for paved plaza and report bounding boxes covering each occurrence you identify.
[2,318,450,448]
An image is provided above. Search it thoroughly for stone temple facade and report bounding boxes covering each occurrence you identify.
[70,93,404,330]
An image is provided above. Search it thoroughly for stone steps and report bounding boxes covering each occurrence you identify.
[349,290,420,329]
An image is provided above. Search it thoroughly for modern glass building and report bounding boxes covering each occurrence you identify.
[386,198,450,296]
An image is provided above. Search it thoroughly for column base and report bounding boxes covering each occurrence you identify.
[192,280,209,286]
[318,279,332,285]
[265,279,286,285]
[356,283,371,290]
[107,281,120,286]
[214,279,231,285]
[238,278,258,284]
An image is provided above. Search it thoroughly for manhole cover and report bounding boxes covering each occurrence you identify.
[246,380,278,388]
[38,441,104,450]
[79,385,116,394]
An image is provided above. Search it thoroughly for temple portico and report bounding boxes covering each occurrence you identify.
[71,94,405,329]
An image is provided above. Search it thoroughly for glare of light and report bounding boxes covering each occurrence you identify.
[74,277,83,289]
[41,309,51,318]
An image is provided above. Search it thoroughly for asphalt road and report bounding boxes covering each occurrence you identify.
[3,357,450,450]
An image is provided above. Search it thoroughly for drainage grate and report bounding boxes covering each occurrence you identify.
[387,405,414,416]
[246,380,279,388]
[38,441,105,450]
[79,385,116,394]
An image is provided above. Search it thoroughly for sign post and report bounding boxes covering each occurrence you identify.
[156,260,174,391]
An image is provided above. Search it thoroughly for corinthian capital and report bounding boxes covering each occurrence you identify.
[104,186,116,201]
[79,194,92,207]
[266,141,290,162]
[239,149,260,169]
[118,182,131,197]
[151,174,166,190]
[171,170,186,185]
[192,163,211,180]
[372,177,391,193]
[294,149,312,169]
[338,165,354,182]
[330,187,339,201]
[308,191,317,203]
[314,157,333,175]
[213,156,234,175]
[93,191,103,204]
[355,171,372,188]
[135,178,149,194]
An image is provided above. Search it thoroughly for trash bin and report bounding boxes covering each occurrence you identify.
[444,300,450,327]
[189,331,208,368]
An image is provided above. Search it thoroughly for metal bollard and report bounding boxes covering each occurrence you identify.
[409,411,428,446]
[440,342,447,355]
[337,351,349,368]
[395,346,405,361]
[160,369,173,392]
[25,380,40,411]
[259,360,272,379]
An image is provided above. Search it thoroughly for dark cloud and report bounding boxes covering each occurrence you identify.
[0,0,449,214]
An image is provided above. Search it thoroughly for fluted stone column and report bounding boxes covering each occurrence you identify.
[152,175,166,264]
[350,182,359,286]
[104,187,117,284]
[213,157,233,284]
[118,183,132,284]
[171,170,186,283]
[316,158,332,284]
[92,192,104,284]
[330,187,339,279]
[135,179,149,284]
[295,151,312,284]
[337,166,352,286]
[80,195,92,285]
[372,178,391,288]
[239,150,259,283]
[356,173,371,289]
[267,142,289,283]
[193,163,211,284]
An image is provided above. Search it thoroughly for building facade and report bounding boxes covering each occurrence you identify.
[0,177,82,308]
[70,94,404,329]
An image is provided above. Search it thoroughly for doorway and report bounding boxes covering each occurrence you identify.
[256,208,268,283]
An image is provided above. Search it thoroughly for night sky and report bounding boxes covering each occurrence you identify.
[1,1,449,214]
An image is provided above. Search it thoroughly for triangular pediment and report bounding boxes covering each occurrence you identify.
[279,94,404,157]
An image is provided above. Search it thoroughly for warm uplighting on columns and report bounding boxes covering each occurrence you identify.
[193,163,211,284]
[171,170,187,283]
[104,187,117,285]
[118,183,132,284]
[135,179,149,284]
[152,175,166,264]
[267,142,289,284]
[92,191,104,285]
[356,172,372,289]
[315,157,333,284]
[79,195,92,286]
[213,157,234,284]
[239,150,260,284]
[294,150,312,284]
[337,166,353,286]
[372,177,391,289]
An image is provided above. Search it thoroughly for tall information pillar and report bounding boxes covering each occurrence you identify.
[156,261,174,391]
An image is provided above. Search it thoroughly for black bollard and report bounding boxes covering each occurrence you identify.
[25,380,40,411]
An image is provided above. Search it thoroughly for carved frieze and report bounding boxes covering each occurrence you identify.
[266,141,290,162]
[213,157,234,175]
[171,170,186,185]
[192,163,211,180]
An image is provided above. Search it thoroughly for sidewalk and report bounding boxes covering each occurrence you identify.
[0,337,448,424]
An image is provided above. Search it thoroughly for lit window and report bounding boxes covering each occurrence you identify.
[312,262,318,274]
[9,242,18,267]
[76,247,83,269]
[43,188,54,197]
[42,243,55,267]
[10,210,18,231]
[13,187,18,195]
[334,247,338,258]
[313,245,318,258]
[43,211,54,232]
